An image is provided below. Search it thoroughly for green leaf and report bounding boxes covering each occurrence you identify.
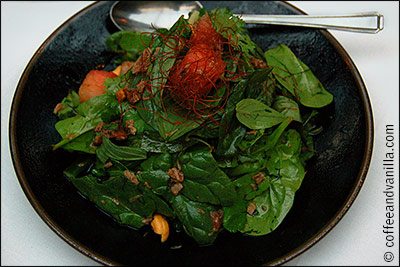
[272,95,302,122]
[140,153,172,172]
[222,197,247,233]
[57,90,81,119]
[61,130,97,154]
[225,156,265,177]
[137,170,171,197]
[106,31,152,62]
[250,117,293,155]
[96,137,147,163]
[209,8,256,63]
[178,147,237,206]
[54,93,121,150]
[264,44,333,108]
[241,129,306,236]
[236,98,286,130]
[65,173,150,229]
[241,177,296,235]
[128,132,198,153]
[137,39,201,141]
[214,120,246,157]
[171,195,220,245]
[216,69,273,157]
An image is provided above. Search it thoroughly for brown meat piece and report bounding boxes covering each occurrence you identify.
[127,89,141,104]
[250,57,267,69]
[210,209,224,232]
[247,202,257,215]
[252,172,265,185]
[136,81,147,94]
[94,122,105,132]
[167,167,184,183]
[125,119,137,135]
[92,135,103,146]
[104,162,113,168]
[171,183,183,196]
[124,170,140,185]
[121,47,152,75]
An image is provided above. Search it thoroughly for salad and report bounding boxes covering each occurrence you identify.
[53,7,333,245]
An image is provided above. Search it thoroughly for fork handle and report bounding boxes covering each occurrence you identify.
[236,12,384,33]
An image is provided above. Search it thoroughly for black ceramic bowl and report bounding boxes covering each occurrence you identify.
[9,1,373,265]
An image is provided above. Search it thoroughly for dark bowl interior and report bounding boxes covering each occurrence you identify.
[9,1,373,266]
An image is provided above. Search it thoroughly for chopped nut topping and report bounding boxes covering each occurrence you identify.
[176,159,181,171]
[125,119,137,135]
[121,47,152,75]
[197,208,206,215]
[252,172,265,185]
[167,167,184,183]
[171,182,183,196]
[124,170,140,185]
[102,128,128,140]
[92,135,103,146]
[250,57,267,69]
[210,210,224,232]
[127,89,141,104]
[136,81,147,94]
[246,130,257,135]
[94,122,105,132]
[129,195,142,203]
[250,183,258,191]
[104,162,113,168]
[144,181,151,189]
[247,202,257,215]
[53,103,65,114]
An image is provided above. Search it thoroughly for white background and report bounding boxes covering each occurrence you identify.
[1,1,399,266]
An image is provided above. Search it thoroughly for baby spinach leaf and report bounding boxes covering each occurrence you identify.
[54,93,121,150]
[137,170,171,197]
[264,44,333,108]
[272,95,302,122]
[140,152,172,172]
[236,98,286,130]
[225,155,265,177]
[223,171,271,233]
[57,90,81,119]
[96,137,147,163]
[241,129,306,236]
[54,114,102,150]
[179,147,237,206]
[250,117,293,155]
[66,174,151,229]
[222,68,272,127]
[138,41,201,142]
[241,177,295,236]
[266,129,305,191]
[128,133,198,154]
[209,7,256,63]
[61,130,97,154]
[106,31,152,62]
[214,120,247,157]
[171,195,220,245]
[216,69,272,157]
[222,197,247,233]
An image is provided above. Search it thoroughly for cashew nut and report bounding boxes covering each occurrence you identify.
[112,65,121,76]
[151,214,169,243]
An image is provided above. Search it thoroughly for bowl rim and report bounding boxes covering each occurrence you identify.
[8,1,374,266]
